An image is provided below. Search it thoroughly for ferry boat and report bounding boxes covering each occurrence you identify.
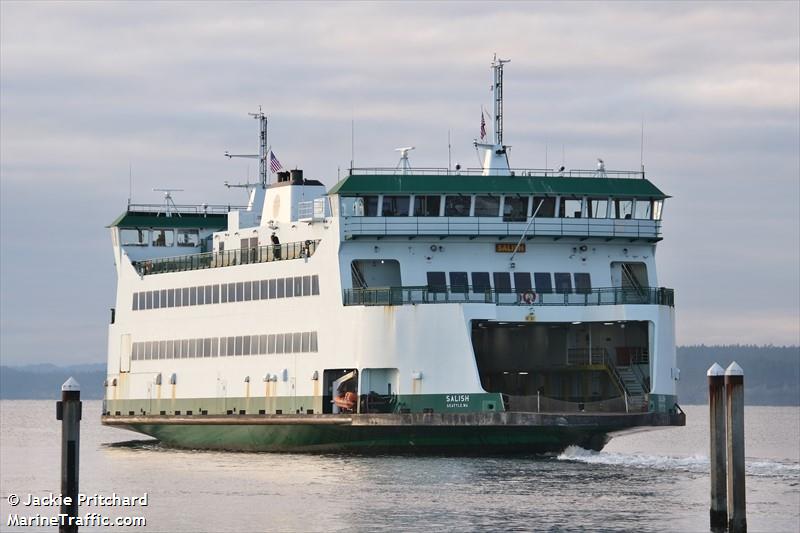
[102,57,685,452]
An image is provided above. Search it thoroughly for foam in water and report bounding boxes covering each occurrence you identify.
[557,445,799,479]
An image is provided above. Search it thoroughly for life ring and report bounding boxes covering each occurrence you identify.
[521,291,537,304]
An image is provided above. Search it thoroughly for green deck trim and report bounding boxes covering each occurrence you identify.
[108,211,228,229]
[327,174,669,199]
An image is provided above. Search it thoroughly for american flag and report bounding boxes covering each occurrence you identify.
[480,111,486,140]
[269,151,283,173]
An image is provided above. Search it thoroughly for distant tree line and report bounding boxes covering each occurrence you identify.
[1,345,798,404]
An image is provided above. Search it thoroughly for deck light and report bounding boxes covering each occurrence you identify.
[571,321,582,325]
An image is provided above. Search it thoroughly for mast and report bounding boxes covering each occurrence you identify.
[475,54,511,176]
[493,54,510,146]
[248,108,268,189]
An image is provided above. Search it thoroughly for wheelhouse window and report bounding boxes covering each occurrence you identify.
[574,273,592,294]
[554,273,573,293]
[362,196,379,216]
[381,195,410,216]
[474,195,500,217]
[588,198,608,218]
[534,272,553,293]
[634,199,652,220]
[426,271,447,293]
[503,196,528,221]
[177,229,200,247]
[559,198,583,218]
[152,229,174,247]
[120,228,149,246]
[444,195,471,217]
[413,195,441,216]
[471,272,491,294]
[653,200,664,220]
[532,197,556,217]
[614,199,634,219]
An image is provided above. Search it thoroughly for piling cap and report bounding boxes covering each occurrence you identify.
[725,361,744,376]
[707,363,725,376]
[61,377,81,391]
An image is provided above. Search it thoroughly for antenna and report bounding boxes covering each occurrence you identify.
[153,188,184,218]
[448,130,452,171]
[492,54,511,146]
[128,162,132,207]
[350,119,355,171]
[640,118,645,174]
[395,146,415,174]
[225,107,269,187]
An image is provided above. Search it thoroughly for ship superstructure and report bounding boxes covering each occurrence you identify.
[103,57,684,452]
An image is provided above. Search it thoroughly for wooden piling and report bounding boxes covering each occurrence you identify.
[57,377,81,533]
[725,362,746,533]
[707,362,727,530]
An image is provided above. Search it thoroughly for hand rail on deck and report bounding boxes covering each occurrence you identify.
[132,239,321,276]
[342,285,674,307]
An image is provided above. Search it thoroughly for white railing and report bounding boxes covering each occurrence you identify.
[343,216,661,239]
[349,167,646,179]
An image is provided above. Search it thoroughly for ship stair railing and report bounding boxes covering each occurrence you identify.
[132,239,321,276]
[343,285,675,307]
[343,216,662,241]
[564,348,648,413]
[351,262,368,289]
[621,263,647,301]
[349,167,646,179]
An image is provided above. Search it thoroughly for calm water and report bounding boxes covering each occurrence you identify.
[1,401,798,532]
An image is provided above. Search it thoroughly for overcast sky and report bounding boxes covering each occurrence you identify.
[1,1,798,365]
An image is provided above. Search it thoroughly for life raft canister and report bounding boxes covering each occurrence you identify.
[521,291,537,304]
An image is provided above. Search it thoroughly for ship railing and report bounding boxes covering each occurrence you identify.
[343,285,675,307]
[505,393,646,414]
[132,239,321,276]
[126,203,245,215]
[349,167,645,179]
[343,216,661,240]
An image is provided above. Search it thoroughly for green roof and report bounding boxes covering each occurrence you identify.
[328,174,668,199]
[108,211,228,229]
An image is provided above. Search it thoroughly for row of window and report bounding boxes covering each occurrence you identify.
[426,271,592,294]
[351,195,663,220]
[132,275,320,311]
[121,228,201,247]
[131,331,319,361]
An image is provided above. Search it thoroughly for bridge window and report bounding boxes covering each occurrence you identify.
[559,198,583,218]
[382,195,410,216]
[474,195,500,217]
[588,198,608,218]
[445,195,471,217]
[634,200,652,220]
[120,228,149,246]
[614,199,634,219]
[554,273,573,293]
[414,195,441,216]
[534,272,553,293]
[653,200,664,220]
[177,229,199,247]
[471,272,491,294]
[152,229,174,247]
[532,197,556,217]
[574,273,592,294]
[362,196,379,216]
[450,272,468,292]
[514,272,532,291]
[503,196,528,221]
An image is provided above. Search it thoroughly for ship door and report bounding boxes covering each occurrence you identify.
[120,334,132,373]
[322,369,358,414]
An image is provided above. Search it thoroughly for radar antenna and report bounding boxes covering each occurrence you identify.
[492,54,511,146]
[395,146,415,174]
[153,188,184,218]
